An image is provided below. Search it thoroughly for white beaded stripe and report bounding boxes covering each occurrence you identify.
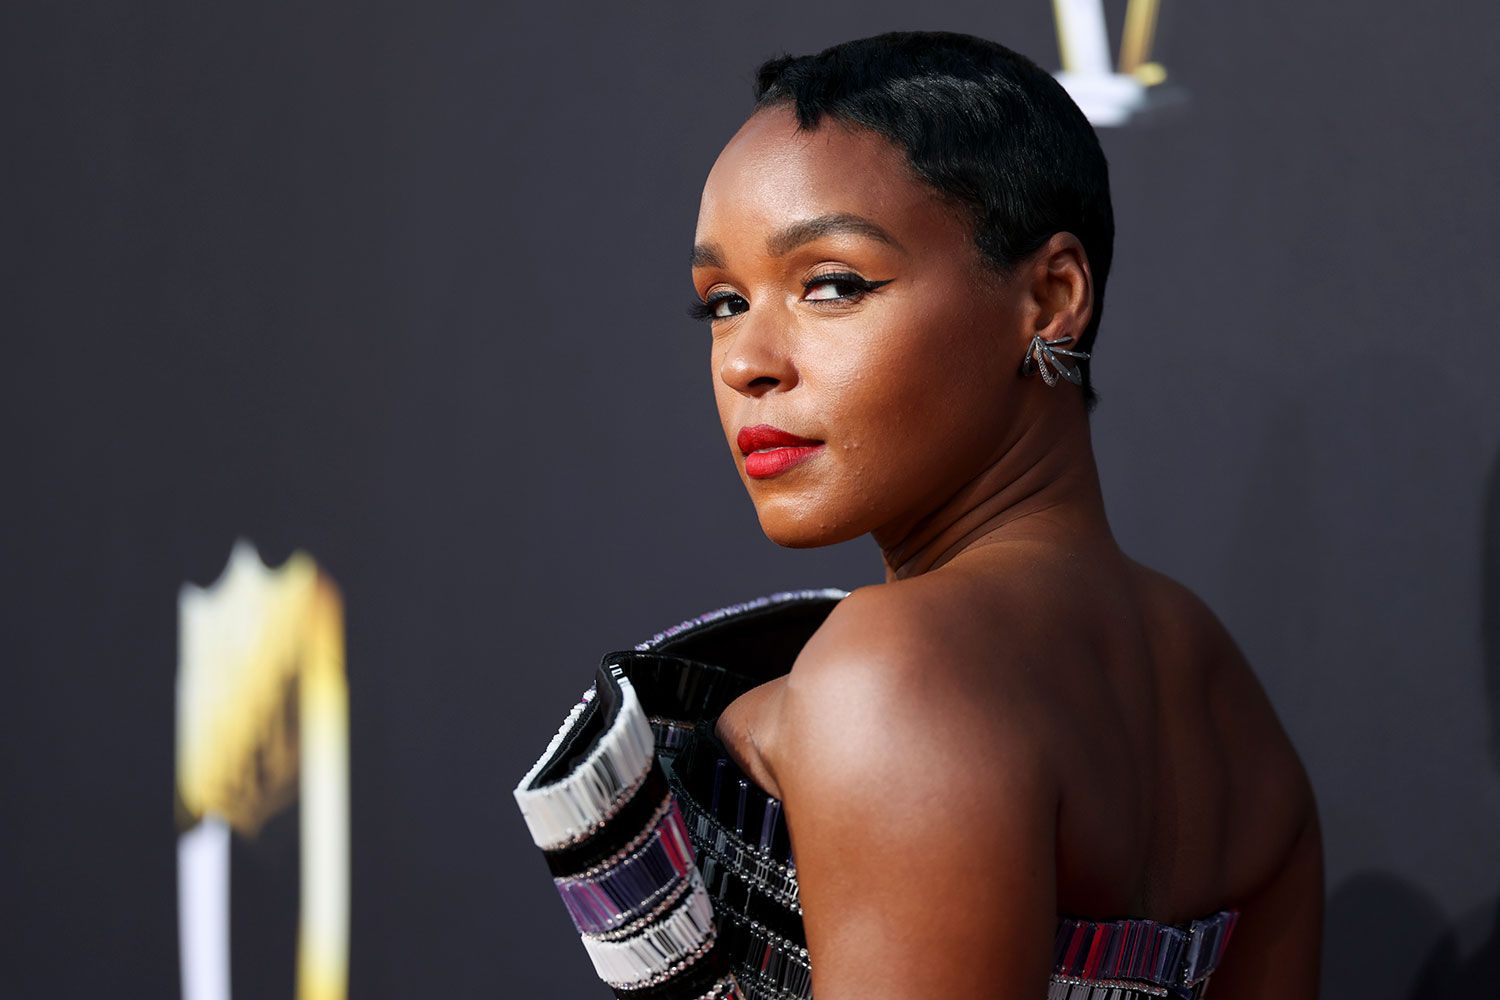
[514,676,656,850]
[580,875,717,988]
[513,685,596,803]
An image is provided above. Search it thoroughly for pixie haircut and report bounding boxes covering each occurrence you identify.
[753,30,1114,413]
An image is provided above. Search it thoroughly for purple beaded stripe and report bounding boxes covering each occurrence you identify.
[634,589,850,651]
[555,800,697,936]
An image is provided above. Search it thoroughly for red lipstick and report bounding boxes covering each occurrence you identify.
[737,424,825,480]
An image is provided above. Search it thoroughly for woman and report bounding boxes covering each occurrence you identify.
[515,30,1322,1000]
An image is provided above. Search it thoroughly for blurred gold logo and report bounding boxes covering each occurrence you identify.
[176,541,349,1000]
[1052,0,1173,125]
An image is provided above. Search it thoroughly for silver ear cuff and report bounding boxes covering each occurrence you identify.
[1019,333,1090,387]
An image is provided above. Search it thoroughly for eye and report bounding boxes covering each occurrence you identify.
[804,272,894,302]
[686,291,748,323]
[686,274,894,323]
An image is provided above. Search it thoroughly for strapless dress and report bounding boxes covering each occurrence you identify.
[514,589,1239,1000]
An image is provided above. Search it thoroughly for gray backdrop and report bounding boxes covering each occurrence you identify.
[4,2,1498,997]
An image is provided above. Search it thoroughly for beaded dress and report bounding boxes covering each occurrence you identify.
[514,589,1239,1000]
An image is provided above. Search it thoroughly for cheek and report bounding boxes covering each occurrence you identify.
[824,304,1002,439]
[816,304,1006,502]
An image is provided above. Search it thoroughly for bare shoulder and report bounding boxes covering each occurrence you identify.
[1123,555,1245,664]
[762,576,1063,855]
[716,575,1036,803]
[776,575,1057,750]
[762,563,1094,785]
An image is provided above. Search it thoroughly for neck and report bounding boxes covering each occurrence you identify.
[875,398,1116,582]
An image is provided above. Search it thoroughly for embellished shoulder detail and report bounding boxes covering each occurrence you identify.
[514,662,740,998]
[515,590,1240,1000]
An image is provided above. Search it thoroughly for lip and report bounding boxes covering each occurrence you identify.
[736,424,825,480]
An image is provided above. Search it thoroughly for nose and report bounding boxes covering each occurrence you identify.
[717,308,798,398]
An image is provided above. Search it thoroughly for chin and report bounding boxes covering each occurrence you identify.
[751,495,871,549]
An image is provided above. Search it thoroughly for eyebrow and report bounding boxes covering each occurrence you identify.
[690,212,905,269]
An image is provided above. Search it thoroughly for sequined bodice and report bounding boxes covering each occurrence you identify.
[516,590,1239,1000]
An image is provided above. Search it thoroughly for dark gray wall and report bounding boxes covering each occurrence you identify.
[4,2,1497,997]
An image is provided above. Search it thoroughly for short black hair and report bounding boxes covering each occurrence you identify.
[752,30,1114,413]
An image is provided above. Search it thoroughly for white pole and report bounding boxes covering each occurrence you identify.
[178,815,232,1000]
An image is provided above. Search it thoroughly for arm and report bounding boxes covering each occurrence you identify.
[765,592,1060,999]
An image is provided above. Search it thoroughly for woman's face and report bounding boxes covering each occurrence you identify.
[691,103,1031,549]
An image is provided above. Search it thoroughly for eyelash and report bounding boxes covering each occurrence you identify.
[686,272,893,323]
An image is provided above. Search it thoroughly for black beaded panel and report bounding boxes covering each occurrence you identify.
[667,752,807,1000]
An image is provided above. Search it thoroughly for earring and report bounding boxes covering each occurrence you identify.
[1019,333,1090,387]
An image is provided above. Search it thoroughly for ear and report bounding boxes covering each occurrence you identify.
[1021,232,1093,347]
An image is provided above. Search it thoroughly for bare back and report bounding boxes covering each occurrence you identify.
[718,541,1322,997]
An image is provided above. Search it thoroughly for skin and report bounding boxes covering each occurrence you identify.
[689,102,1323,998]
